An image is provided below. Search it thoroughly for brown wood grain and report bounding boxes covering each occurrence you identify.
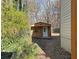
[71,0,77,59]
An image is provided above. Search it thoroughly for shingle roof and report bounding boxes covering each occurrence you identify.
[31,22,51,27]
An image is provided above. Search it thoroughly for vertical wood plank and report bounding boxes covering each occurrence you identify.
[71,0,77,59]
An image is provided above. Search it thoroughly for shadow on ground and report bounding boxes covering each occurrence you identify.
[1,52,13,59]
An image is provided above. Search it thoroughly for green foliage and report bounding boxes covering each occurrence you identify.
[1,1,36,59]
[13,43,37,59]
[2,1,29,51]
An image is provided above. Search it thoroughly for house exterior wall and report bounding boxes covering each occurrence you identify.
[61,0,71,53]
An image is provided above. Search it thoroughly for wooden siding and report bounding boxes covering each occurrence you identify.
[61,0,71,52]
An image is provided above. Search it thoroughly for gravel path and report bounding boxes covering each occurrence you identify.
[33,36,71,59]
[35,44,51,59]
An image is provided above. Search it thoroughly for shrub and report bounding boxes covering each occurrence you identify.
[1,1,36,59]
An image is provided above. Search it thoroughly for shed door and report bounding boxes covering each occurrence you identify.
[43,27,48,37]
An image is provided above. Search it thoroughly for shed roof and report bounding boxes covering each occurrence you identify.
[31,22,51,27]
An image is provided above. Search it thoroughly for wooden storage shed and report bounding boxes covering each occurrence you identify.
[31,22,51,38]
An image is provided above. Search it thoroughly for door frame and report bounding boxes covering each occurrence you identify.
[43,27,48,37]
